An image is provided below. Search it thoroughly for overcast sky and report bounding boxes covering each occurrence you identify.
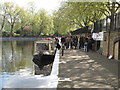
[0,0,63,14]
[0,0,119,14]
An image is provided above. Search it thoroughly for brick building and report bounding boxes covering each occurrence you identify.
[71,12,120,60]
[94,12,120,60]
[101,32,120,60]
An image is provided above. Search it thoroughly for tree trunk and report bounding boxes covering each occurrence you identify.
[10,23,15,37]
[20,26,24,36]
[110,14,115,31]
[107,13,115,56]
[0,15,6,31]
[94,21,98,33]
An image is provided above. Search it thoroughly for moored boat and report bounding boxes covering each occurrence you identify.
[32,40,56,75]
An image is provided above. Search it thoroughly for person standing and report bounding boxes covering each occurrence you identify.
[55,37,61,50]
[84,38,89,52]
[61,36,66,46]
[70,36,73,49]
[65,36,70,49]
[79,36,84,49]
[73,36,78,49]
[61,36,66,56]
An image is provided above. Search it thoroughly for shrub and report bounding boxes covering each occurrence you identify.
[2,31,9,37]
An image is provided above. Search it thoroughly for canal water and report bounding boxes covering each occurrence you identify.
[0,40,35,89]
[0,40,60,89]
[1,41,34,75]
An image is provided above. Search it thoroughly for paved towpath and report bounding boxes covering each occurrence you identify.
[57,49,119,89]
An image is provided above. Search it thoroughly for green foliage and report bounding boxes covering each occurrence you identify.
[2,30,9,37]
[1,1,119,36]
[2,30,18,37]
[0,2,54,37]
[20,30,33,37]
[53,2,107,34]
[13,33,20,37]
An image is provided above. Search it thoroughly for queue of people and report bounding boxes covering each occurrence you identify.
[61,36,78,49]
[55,35,95,52]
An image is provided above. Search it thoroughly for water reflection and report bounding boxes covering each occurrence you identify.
[1,41,34,75]
[0,41,2,73]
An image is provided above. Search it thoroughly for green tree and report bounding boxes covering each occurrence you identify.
[106,2,120,30]
[0,3,6,31]
[26,2,37,36]
[36,9,54,36]
[16,7,30,35]
[53,2,105,35]
[3,2,21,36]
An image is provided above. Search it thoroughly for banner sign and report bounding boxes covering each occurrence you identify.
[92,32,104,41]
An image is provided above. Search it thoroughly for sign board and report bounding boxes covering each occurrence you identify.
[92,32,104,41]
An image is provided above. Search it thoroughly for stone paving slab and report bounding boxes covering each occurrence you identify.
[57,49,119,89]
